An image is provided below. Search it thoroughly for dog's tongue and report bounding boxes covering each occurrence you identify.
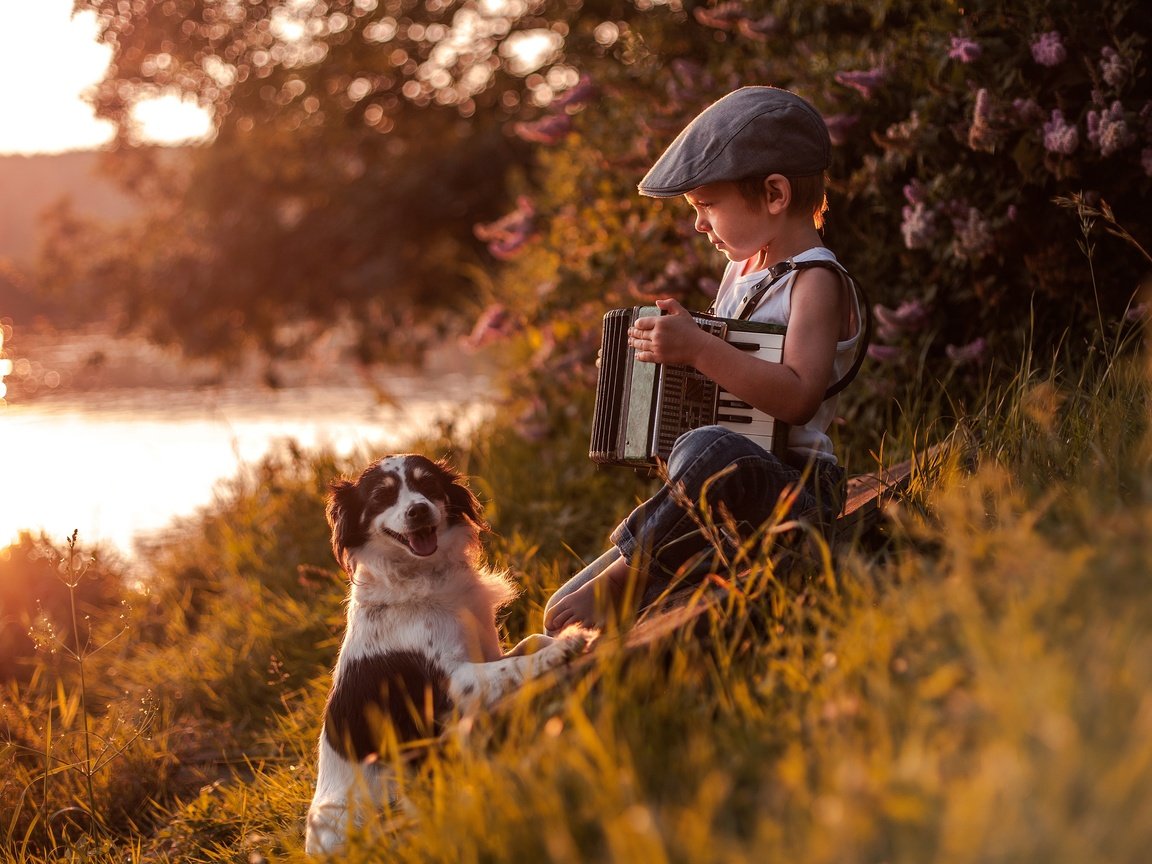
[407,527,438,557]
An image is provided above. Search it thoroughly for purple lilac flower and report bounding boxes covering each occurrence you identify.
[1012,98,1045,124]
[901,202,937,250]
[1031,31,1067,67]
[946,338,987,366]
[968,88,995,151]
[903,178,928,206]
[834,67,887,100]
[513,112,573,145]
[867,344,904,364]
[736,14,780,41]
[1088,101,1136,156]
[948,35,982,63]
[950,207,995,261]
[473,195,536,260]
[1142,147,1152,177]
[692,2,746,30]
[873,300,930,340]
[1100,47,1128,88]
[823,113,860,147]
[465,303,513,349]
[1042,109,1079,155]
[552,74,597,109]
[1125,302,1149,323]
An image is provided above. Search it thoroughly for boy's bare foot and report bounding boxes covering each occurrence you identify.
[544,557,643,632]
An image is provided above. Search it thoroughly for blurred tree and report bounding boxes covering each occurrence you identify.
[54,0,585,360]
[45,0,1151,384]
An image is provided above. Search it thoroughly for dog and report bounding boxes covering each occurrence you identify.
[305,454,590,855]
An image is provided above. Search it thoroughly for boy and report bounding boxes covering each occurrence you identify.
[544,86,864,633]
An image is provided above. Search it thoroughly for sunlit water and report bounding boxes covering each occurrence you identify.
[0,329,493,561]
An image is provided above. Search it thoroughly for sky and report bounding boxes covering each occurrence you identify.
[0,0,213,155]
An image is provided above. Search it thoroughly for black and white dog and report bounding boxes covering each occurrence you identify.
[305,454,590,855]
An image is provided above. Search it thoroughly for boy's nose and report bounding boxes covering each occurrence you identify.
[694,213,710,233]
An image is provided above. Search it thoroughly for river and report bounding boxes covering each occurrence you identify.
[0,324,494,560]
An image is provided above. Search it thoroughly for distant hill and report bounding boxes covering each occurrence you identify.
[0,150,138,266]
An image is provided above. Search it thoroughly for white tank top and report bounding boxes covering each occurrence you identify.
[711,246,861,464]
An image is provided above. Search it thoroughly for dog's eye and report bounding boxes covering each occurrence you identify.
[367,475,400,506]
[408,469,447,501]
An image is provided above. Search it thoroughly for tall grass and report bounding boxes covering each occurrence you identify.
[2,281,1149,860]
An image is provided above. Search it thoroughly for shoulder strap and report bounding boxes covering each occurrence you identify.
[731,259,872,400]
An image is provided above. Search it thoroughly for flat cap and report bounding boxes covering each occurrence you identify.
[638,86,831,198]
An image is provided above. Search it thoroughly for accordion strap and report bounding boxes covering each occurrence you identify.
[725,258,872,400]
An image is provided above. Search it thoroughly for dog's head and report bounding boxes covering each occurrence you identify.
[326,454,485,575]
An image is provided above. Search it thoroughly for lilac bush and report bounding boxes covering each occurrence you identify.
[473,0,1151,450]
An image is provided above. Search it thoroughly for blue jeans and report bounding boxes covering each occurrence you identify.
[544,426,844,631]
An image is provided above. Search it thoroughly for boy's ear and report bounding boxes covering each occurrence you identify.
[763,174,791,214]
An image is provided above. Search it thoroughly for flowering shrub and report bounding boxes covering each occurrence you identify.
[473,0,1150,458]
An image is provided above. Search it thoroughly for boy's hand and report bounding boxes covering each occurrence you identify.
[628,298,706,365]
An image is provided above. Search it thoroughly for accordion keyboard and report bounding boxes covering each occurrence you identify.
[714,329,786,452]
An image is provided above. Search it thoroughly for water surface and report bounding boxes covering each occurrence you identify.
[0,327,491,559]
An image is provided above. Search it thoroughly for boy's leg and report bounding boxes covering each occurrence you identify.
[615,426,837,596]
[543,547,620,636]
[543,552,641,634]
[546,426,840,631]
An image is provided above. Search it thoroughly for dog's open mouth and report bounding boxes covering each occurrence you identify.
[383,526,438,557]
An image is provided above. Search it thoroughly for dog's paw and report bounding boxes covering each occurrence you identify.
[305,803,346,856]
[551,624,598,659]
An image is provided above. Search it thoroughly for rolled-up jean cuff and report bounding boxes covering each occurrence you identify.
[609,522,638,560]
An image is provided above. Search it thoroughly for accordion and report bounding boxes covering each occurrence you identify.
[589,306,788,468]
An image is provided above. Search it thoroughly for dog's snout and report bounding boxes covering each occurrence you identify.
[406,501,435,524]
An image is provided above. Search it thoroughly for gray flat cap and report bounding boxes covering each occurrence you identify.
[638,86,831,198]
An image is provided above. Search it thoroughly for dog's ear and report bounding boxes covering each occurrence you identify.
[438,460,487,530]
[326,478,365,573]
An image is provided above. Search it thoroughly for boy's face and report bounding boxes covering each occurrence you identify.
[683,181,773,263]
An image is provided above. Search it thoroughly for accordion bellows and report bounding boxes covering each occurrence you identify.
[589,306,788,468]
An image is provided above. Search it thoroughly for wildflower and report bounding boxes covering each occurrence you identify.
[1030,31,1067,67]
[945,337,987,366]
[1042,109,1079,155]
[1099,47,1128,88]
[1143,147,1152,177]
[948,35,982,63]
[1126,302,1149,323]
[834,67,887,100]
[512,112,572,145]
[900,202,937,250]
[822,113,859,147]
[1087,101,1136,157]
[950,207,995,261]
[967,88,996,151]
